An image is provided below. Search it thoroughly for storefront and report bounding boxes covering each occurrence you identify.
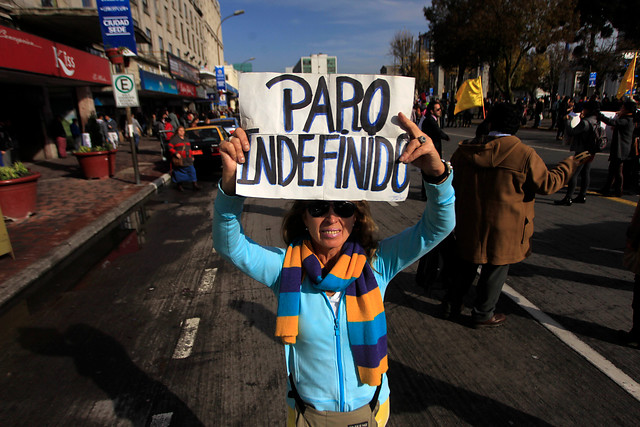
[0,24,111,160]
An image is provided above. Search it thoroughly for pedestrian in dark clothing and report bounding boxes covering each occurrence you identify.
[554,100,600,205]
[598,101,636,197]
[416,100,453,288]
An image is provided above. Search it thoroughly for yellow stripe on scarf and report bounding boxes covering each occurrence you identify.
[357,355,388,386]
[345,287,385,322]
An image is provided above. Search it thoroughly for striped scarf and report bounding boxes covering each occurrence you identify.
[276,239,388,386]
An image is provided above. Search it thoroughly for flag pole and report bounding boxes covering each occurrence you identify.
[480,76,486,119]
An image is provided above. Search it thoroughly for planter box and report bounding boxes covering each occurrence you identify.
[0,172,41,221]
[74,151,110,179]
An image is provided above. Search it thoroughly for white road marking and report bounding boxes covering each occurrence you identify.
[172,317,200,359]
[163,239,189,244]
[150,412,173,426]
[387,202,399,207]
[198,268,217,293]
[502,284,640,402]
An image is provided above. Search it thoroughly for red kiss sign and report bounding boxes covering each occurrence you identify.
[0,25,110,85]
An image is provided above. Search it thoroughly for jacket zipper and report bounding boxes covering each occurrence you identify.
[324,292,346,411]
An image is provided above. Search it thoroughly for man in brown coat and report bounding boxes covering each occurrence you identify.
[443,103,584,328]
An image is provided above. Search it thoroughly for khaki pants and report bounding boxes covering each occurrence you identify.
[287,399,389,427]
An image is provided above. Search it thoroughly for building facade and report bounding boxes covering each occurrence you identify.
[290,54,337,74]
[0,0,232,161]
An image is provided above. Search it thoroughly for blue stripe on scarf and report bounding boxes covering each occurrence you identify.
[276,291,301,317]
[351,335,388,368]
[346,312,387,346]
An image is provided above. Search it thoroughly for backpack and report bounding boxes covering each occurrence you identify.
[589,119,608,153]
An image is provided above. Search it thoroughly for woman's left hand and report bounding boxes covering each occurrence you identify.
[396,112,445,177]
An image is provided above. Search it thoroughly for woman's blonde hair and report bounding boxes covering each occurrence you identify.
[281,200,379,260]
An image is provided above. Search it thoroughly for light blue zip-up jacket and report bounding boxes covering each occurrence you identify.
[212,175,455,412]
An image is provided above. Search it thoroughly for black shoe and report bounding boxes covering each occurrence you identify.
[439,301,462,320]
[554,198,572,206]
[572,196,586,204]
[176,183,185,192]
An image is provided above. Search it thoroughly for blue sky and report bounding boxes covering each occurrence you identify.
[220,0,431,74]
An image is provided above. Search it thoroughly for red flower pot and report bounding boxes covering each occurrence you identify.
[0,172,41,221]
[74,151,110,179]
[108,149,117,177]
[105,48,124,65]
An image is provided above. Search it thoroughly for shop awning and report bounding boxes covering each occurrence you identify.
[226,83,239,96]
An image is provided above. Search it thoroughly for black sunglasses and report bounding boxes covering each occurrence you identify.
[305,201,357,218]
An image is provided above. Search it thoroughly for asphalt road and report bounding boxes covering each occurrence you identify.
[0,125,639,426]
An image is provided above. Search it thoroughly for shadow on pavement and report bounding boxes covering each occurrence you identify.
[18,324,204,426]
[388,359,553,425]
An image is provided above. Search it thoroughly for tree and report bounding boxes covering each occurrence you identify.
[424,0,578,101]
[389,30,415,76]
[423,0,484,92]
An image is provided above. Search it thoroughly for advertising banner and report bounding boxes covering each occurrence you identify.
[96,0,137,54]
[139,70,178,95]
[237,73,415,201]
[0,25,110,84]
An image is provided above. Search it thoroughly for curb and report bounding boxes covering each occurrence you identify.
[0,173,172,309]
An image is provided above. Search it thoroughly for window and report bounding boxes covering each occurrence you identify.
[41,0,56,6]
[174,17,178,39]
[177,48,180,57]
[81,0,92,7]
[168,43,173,54]
[165,7,170,32]
[181,23,184,43]
[142,0,149,14]
[146,28,152,52]
[159,36,164,56]
[187,29,191,48]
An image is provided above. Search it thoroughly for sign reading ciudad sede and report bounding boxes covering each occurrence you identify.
[96,0,137,54]
[237,73,415,201]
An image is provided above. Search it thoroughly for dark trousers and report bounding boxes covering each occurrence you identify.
[565,161,592,199]
[446,261,510,322]
[603,158,624,195]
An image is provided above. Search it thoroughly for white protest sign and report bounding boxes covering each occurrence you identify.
[237,73,415,201]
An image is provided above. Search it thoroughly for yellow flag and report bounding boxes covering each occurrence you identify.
[616,53,637,99]
[454,77,484,115]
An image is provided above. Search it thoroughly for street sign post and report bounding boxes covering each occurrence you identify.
[111,73,139,107]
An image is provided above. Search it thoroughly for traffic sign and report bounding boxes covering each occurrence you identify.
[111,73,139,107]
[97,0,137,54]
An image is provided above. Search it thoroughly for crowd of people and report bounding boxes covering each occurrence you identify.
[210,94,640,425]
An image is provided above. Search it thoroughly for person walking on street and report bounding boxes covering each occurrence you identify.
[416,100,453,289]
[442,102,584,328]
[51,115,68,158]
[598,100,636,197]
[168,125,200,192]
[212,113,455,426]
[554,100,600,205]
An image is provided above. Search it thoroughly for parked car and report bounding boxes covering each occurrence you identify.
[183,125,229,166]
[207,118,239,135]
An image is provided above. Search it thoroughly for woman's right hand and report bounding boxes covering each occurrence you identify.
[219,128,250,195]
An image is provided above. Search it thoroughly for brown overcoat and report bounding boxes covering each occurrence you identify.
[451,135,577,265]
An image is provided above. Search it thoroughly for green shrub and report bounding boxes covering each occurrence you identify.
[75,145,109,153]
[0,162,32,181]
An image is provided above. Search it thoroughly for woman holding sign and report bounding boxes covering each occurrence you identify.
[212,112,455,426]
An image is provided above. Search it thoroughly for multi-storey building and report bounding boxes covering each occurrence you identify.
[0,0,235,160]
[290,54,338,74]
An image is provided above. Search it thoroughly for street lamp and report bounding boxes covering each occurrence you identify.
[238,56,255,72]
[215,9,245,64]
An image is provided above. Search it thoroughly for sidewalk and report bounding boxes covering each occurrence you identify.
[0,136,172,309]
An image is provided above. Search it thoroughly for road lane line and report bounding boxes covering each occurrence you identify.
[198,268,217,293]
[150,412,173,426]
[502,284,640,402]
[172,317,200,359]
